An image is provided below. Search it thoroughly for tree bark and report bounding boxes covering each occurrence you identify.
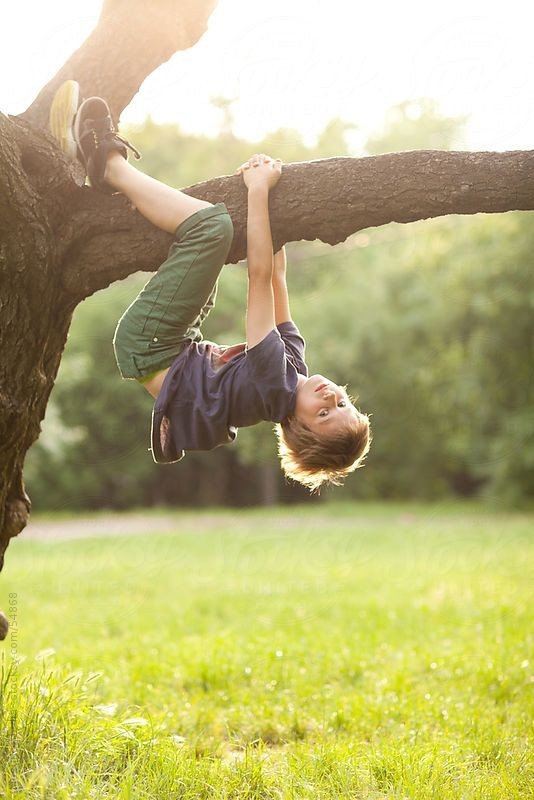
[61,149,534,302]
[0,114,78,580]
[1,0,533,640]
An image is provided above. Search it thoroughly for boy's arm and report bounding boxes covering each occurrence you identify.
[246,185,275,348]
[239,154,282,348]
[272,246,292,326]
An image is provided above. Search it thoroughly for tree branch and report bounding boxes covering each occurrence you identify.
[21,0,219,128]
[61,149,534,300]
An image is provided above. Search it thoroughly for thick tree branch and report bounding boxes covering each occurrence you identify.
[62,149,534,301]
[21,0,218,128]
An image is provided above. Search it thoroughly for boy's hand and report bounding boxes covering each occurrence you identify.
[235,153,282,191]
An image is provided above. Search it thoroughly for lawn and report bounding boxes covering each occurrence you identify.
[0,502,532,799]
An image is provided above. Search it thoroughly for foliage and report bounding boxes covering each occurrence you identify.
[365,97,467,154]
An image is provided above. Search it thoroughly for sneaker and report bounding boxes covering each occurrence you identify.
[73,96,141,192]
[48,80,80,160]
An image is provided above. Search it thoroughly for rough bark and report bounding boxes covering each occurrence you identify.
[0,115,77,586]
[61,149,534,302]
[1,0,533,640]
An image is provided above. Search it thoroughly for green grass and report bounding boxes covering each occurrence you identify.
[0,502,532,799]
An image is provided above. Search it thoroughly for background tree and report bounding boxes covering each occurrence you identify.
[1,0,534,636]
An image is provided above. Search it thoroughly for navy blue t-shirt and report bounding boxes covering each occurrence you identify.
[151,321,308,463]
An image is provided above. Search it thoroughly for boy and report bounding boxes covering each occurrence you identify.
[49,83,371,490]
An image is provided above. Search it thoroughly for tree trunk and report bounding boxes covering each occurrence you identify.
[0,114,78,577]
[1,0,533,640]
[259,463,279,507]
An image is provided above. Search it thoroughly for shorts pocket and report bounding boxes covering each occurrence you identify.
[140,284,164,336]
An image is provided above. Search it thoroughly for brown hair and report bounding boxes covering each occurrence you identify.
[274,413,372,492]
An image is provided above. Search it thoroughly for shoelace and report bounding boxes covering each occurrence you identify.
[83,121,142,161]
[115,133,141,160]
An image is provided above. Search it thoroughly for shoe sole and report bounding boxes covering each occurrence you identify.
[49,80,80,160]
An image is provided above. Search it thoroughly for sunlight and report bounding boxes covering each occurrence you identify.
[2,0,533,150]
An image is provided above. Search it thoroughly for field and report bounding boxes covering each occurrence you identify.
[0,503,532,799]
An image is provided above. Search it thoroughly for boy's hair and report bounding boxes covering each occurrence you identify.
[274,413,372,492]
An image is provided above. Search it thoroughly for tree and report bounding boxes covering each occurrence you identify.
[1,0,533,637]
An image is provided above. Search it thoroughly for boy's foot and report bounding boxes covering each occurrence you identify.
[48,80,80,160]
[73,96,141,193]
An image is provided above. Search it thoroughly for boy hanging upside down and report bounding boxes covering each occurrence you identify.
[49,82,371,491]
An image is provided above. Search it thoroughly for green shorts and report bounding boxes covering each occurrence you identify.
[113,203,234,381]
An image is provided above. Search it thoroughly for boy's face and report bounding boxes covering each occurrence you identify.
[294,374,361,435]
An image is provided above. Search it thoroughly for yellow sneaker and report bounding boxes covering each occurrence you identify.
[48,79,80,160]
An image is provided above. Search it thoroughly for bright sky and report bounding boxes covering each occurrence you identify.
[3,0,533,151]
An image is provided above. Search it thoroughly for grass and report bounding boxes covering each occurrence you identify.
[0,502,532,798]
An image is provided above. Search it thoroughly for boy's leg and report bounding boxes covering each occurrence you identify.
[61,93,234,379]
[105,150,231,378]
[113,204,233,379]
[72,94,211,232]
[105,151,212,233]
